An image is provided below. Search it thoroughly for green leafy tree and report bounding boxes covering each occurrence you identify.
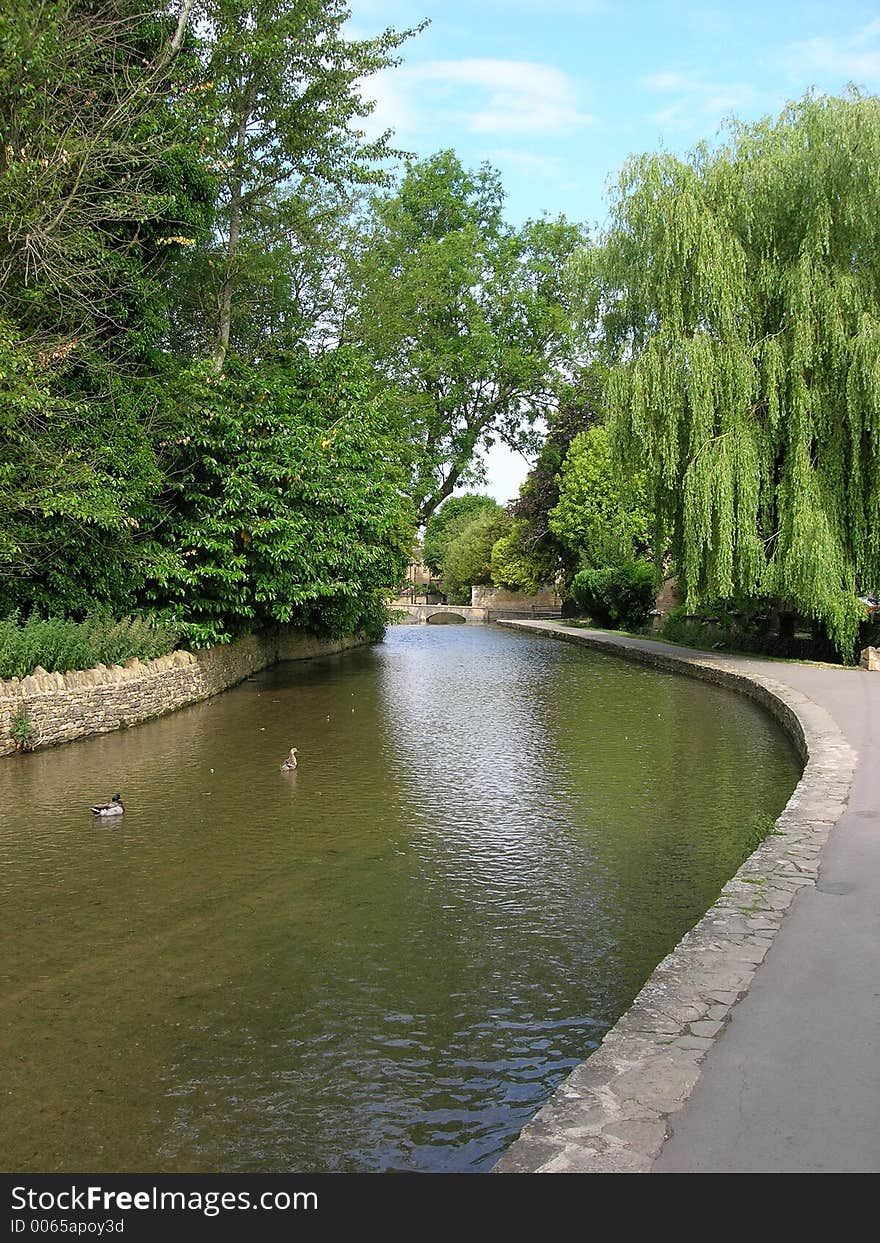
[139,348,415,645]
[192,0,421,371]
[496,366,606,593]
[0,0,211,346]
[347,150,586,521]
[579,91,880,652]
[549,425,652,570]
[0,321,165,615]
[167,180,357,360]
[0,3,210,613]
[0,2,423,643]
[422,493,497,574]
[490,520,548,595]
[442,505,511,604]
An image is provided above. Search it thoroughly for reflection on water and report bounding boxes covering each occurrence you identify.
[0,625,799,1172]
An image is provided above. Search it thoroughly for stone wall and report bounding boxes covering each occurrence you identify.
[470,583,561,610]
[0,628,365,756]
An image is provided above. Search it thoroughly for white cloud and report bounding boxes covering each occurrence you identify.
[854,17,880,44]
[643,71,694,91]
[422,59,594,135]
[357,69,419,140]
[703,86,759,114]
[651,103,687,128]
[359,57,595,143]
[643,66,759,134]
[783,19,880,86]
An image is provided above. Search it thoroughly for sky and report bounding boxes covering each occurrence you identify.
[348,0,880,503]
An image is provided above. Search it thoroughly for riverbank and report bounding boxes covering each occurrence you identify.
[0,628,367,755]
[494,620,874,1173]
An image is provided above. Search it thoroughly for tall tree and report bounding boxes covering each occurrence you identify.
[580,91,880,652]
[548,425,652,571]
[346,150,586,522]
[422,493,497,574]
[0,0,210,347]
[139,349,415,645]
[166,179,357,360]
[494,366,605,593]
[441,503,510,604]
[0,1,211,611]
[193,0,420,371]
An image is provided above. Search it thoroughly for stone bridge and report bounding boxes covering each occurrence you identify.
[395,603,563,625]
[396,604,489,624]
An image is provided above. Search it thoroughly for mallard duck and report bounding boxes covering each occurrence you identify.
[91,793,124,816]
[280,748,298,771]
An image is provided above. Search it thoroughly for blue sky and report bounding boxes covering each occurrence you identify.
[347,0,880,499]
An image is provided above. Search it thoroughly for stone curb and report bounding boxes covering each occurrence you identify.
[492,621,857,1174]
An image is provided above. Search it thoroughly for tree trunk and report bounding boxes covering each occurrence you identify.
[212,87,252,374]
[211,188,240,374]
[154,0,197,73]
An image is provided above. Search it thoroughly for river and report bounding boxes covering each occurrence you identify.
[0,624,799,1172]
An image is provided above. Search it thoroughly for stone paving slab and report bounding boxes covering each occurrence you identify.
[492,621,857,1175]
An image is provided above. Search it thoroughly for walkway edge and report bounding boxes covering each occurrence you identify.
[492,620,857,1174]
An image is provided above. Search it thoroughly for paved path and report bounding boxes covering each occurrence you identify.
[496,623,880,1174]
[654,654,880,1173]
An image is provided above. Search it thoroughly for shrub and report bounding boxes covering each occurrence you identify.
[10,705,35,751]
[570,561,656,630]
[0,611,179,680]
[660,598,851,663]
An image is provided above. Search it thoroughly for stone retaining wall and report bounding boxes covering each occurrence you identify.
[0,628,365,756]
[493,620,856,1174]
[471,583,561,610]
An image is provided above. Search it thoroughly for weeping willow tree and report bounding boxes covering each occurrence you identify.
[579,90,880,653]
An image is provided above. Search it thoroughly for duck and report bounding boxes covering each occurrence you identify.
[91,793,124,816]
[280,748,298,772]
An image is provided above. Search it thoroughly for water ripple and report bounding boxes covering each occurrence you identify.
[0,625,799,1172]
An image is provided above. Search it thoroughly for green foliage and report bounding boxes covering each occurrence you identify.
[0,611,178,680]
[0,5,422,651]
[347,150,586,520]
[423,494,497,573]
[506,367,606,594]
[549,425,653,570]
[441,505,511,603]
[9,705,35,751]
[0,321,163,615]
[579,91,880,654]
[192,0,421,370]
[0,1,212,344]
[0,2,211,615]
[140,348,415,645]
[168,182,355,361]
[570,561,656,630]
[490,519,549,595]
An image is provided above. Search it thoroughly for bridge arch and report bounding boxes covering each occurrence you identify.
[426,610,466,624]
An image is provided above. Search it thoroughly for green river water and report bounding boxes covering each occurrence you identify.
[0,624,800,1172]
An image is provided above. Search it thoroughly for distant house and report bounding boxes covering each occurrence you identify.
[397,547,441,602]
